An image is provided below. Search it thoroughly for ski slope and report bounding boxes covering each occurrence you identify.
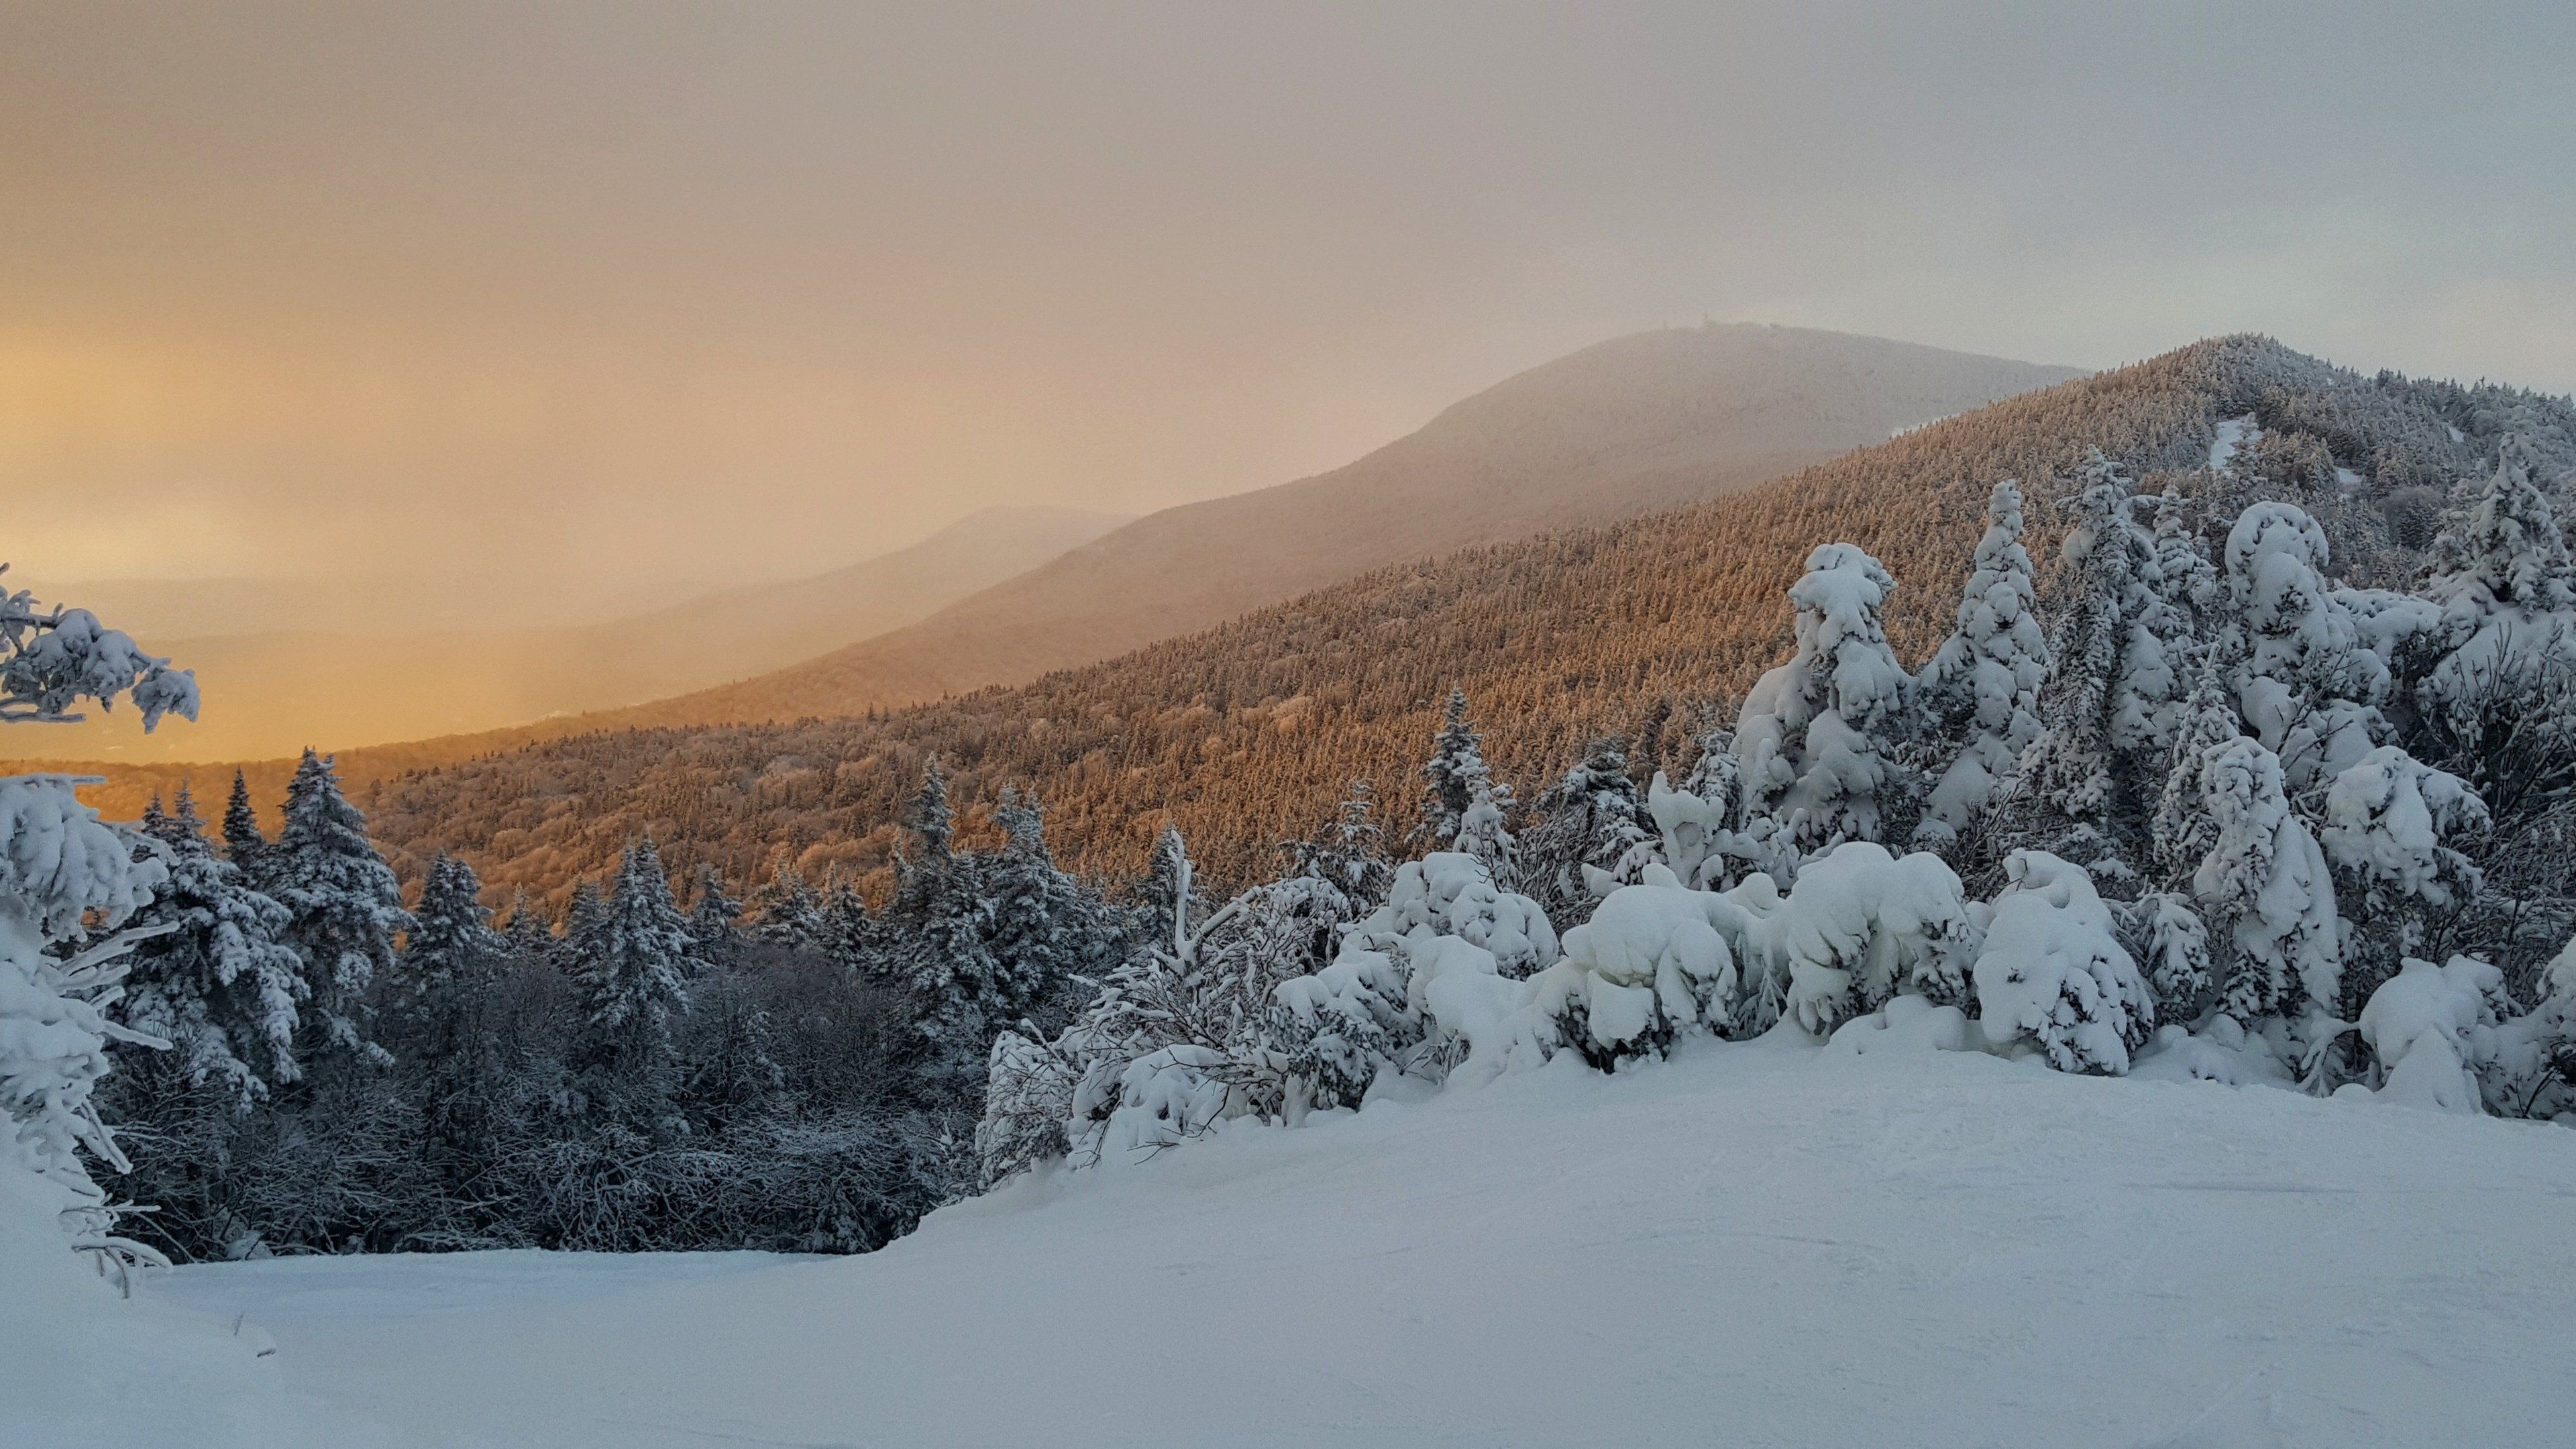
[160,1036,2576,1448]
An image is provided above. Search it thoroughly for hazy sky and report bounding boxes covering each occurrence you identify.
[5,2,2571,623]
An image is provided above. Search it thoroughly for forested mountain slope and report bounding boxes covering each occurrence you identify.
[62,337,2576,912]
[563,325,2082,728]
[7,505,1126,763]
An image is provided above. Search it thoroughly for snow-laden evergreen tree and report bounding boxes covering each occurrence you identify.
[399,854,502,1012]
[983,828,1267,1175]
[0,777,173,1279]
[1294,781,1397,920]
[876,759,1004,1093]
[1279,848,1560,1092]
[1521,736,1655,924]
[2002,455,2184,883]
[2147,486,2220,635]
[2220,502,2393,791]
[2187,735,2342,1046]
[0,564,198,731]
[1451,775,1519,876]
[749,865,825,952]
[2318,745,2487,1012]
[0,562,194,1273]
[501,890,553,958]
[1733,543,1917,861]
[981,789,1120,1038]
[219,768,266,875]
[115,788,303,1108]
[1916,480,2049,845]
[2408,440,2576,788]
[1417,688,1503,849]
[1640,722,1774,891]
[579,835,696,1073]
[2149,653,2246,885]
[686,864,742,968]
[1972,851,2153,1075]
[561,880,611,972]
[266,749,409,1067]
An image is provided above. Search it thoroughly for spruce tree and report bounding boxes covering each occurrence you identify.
[579,836,695,1073]
[1917,480,2049,845]
[117,786,305,1108]
[266,749,410,1066]
[1733,543,1918,859]
[686,864,742,967]
[400,855,502,1010]
[1417,688,1501,848]
[220,768,266,875]
[502,890,555,959]
[982,790,1120,1036]
[878,761,1001,1092]
[1521,736,1655,926]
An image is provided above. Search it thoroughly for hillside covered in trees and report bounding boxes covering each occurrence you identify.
[56,337,2576,923]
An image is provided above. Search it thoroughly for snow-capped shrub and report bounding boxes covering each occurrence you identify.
[2356,955,2510,1113]
[1972,851,2153,1075]
[1093,1045,1244,1162]
[1734,543,1917,857]
[1762,842,1979,1036]
[1275,851,1558,1094]
[1825,992,1975,1058]
[1531,863,1741,1065]
[2130,890,2214,1018]
[1917,480,2049,844]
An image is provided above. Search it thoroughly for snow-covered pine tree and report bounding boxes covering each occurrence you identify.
[501,890,555,959]
[116,786,305,1108]
[876,759,1004,1094]
[1417,688,1503,849]
[1,562,196,1273]
[2002,455,2182,885]
[2408,439,2576,771]
[1521,736,1656,926]
[749,865,824,952]
[2149,654,2245,884]
[2318,745,2487,1013]
[265,749,411,1067]
[219,768,266,877]
[1733,543,1917,861]
[981,789,1120,1038]
[1452,777,1519,877]
[686,864,743,968]
[400,854,502,1012]
[2221,502,2392,792]
[1973,850,2155,1075]
[561,880,611,973]
[580,835,696,1073]
[2188,735,2342,1050]
[1916,480,2049,845]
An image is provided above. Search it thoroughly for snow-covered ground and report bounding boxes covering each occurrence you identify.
[150,1037,2576,1448]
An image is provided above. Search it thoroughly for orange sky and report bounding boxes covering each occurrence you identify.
[5,3,2571,633]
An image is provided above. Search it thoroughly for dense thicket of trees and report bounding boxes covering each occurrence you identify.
[96,756,1132,1261]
